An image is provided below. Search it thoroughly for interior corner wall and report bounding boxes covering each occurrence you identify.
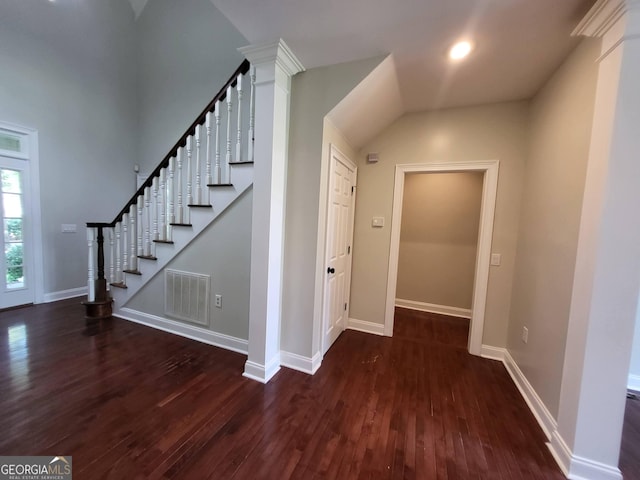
[396,172,483,310]
[0,0,137,295]
[282,56,384,359]
[136,0,247,174]
[350,102,529,347]
[506,38,600,418]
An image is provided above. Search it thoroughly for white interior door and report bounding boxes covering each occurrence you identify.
[323,145,357,353]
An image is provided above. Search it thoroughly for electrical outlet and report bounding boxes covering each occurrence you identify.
[215,294,222,308]
[522,326,529,344]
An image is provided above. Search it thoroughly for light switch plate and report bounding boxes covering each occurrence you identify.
[61,224,77,233]
[490,253,501,266]
[372,217,385,228]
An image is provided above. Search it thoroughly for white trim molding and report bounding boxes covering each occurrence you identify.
[502,350,558,440]
[395,299,472,319]
[243,356,281,384]
[480,344,506,362]
[347,318,385,336]
[550,430,623,480]
[43,286,87,303]
[384,160,499,358]
[117,307,248,355]
[280,351,322,375]
[628,374,640,392]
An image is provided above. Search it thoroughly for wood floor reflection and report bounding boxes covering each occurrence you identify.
[0,300,567,479]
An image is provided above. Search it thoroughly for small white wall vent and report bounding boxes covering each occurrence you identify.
[165,269,210,326]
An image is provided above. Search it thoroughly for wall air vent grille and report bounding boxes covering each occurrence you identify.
[164,269,210,326]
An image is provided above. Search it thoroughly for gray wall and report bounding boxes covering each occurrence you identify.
[136,0,247,173]
[351,102,529,347]
[126,190,252,340]
[283,57,383,358]
[507,38,600,418]
[397,172,483,310]
[0,0,137,294]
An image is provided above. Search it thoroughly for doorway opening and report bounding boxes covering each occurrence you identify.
[385,161,499,355]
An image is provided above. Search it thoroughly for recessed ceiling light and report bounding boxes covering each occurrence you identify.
[449,41,473,61]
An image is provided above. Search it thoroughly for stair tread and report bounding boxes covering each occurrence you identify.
[208,183,234,187]
[122,269,142,275]
[137,255,157,260]
[153,239,174,244]
[110,282,127,289]
[229,161,254,165]
[170,222,192,227]
[187,204,212,208]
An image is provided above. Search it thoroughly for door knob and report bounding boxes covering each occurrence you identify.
[327,267,335,274]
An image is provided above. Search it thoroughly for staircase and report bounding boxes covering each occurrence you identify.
[84,60,254,323]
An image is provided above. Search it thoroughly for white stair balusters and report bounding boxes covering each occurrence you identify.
[226,86,233,183]
[152,176,159,248]
[137,195,144,259]
[248,66,256,164]
[176,147,184,224]
[236,73,243,164]
[109,227,115,285]
[195,125,202,204]
[87,228,96,302]
[167,156,175,239]
[186,137,193,222]
[215,101,222,184]
[159,168,166,241]
[143,186,151,257]
[122,213,129,276]
[205,112,212,193]
[115,222,122,284]
[129,204,137,271]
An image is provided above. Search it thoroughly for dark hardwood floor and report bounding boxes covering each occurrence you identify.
[0,300,568,479]
[621,392,640,480]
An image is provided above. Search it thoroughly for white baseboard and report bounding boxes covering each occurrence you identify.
[628,374,640,392]
[116,307,248,355]
[480,344,506,362]
[549,430,622,480]
[502,349,557,440]
[347,317,385,336]
[243,355,281,384]
[395,298,472,319]
[43,286,87,303]
[280,350,322,375]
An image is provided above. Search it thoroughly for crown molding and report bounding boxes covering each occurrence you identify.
[573,0,640,37]
[239,39,305,77]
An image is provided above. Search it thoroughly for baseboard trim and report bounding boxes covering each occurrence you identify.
[280,350,322,374]
[480,344,506,362]
[243,355,281,384]
[549,429,623,480]
[628,374,640,392]
[43,286,87,303]
[502,349,557,440]
[395,298,472,319]
[347,318,385,336]
[117,307,248,355]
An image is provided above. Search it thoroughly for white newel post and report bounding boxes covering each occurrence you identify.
[550,2,640,479]
[239,40,304,383]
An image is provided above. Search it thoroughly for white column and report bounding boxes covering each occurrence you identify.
[159,168,166,241]
[226,86,233,182]
[236,73,243,163]
[551,3,640,479]
[115,222,121,283]
[215,101,222,184]
[176,147,184,224]
[239,40,304,383]
[109,227,115,285]
[122,213,129,275]
[129,204,137,271]
[195,124,202,204]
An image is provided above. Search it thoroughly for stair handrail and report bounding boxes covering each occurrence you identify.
[97,59,250,228]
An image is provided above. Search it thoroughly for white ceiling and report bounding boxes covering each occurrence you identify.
[211,0,595,148]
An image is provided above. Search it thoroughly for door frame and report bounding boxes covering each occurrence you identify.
[321,144,357,355]
[0,121,44,305]
[385,160,499,355]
